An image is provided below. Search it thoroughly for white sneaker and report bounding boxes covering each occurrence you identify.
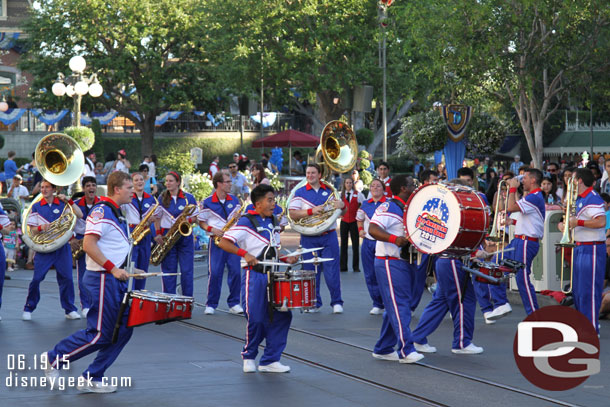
[81,308,90,318]
[452,343,484,354]
[483,311,496,325]
[258,361,290,373]
[332,304,343,314]
[65,311,81,320]
[243,359,256,373]
[304,307,320,313]
[41,352,59,380]
[229,304,244,315]
[414,343,437,353]
[77,378,117,393]
[22,311,32,321]
[486,303,512,321]
[371,352,399,361]
[370,307,383,315]
[399,351,424,364]
[204,306,215,315]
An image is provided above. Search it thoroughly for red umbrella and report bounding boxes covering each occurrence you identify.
[252,130,320,174]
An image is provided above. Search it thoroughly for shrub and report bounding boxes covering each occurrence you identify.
[355,127,374,146]
[183,172,214,201]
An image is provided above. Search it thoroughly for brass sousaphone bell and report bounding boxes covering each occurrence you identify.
[22,133,85,253]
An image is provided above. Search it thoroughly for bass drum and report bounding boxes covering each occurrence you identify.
[405,183,490,256]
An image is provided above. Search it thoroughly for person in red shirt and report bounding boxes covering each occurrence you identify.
[340,177,365,272]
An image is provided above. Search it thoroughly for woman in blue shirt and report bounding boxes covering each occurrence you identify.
[140,164,157,195]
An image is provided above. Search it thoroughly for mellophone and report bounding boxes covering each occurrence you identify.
[126,290,194,328]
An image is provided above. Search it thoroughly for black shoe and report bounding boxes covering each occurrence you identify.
[4,275,10,280]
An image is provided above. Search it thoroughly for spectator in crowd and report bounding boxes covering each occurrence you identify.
[83,150,96,178]
[547,162,559,176]
[149,154,157,178]
[413,158,423,178]
[140,164,158,195]
[4,220,18,272]
[351,169,364,193]
[209,156,220,177]
[541,174,561,209]
[601,159,610,195]
[291,151,305,175]
[141,155,151,172]
[250,163,270,188]
[94,162,106,185]
[7,175,29,208]
[557,167,575,202]
[237,154,250,172]
[103,152,116,179]
[228,162,249,200]
[4,151,18,189]
[114,149,131,173]
[232,152,240,166]
[509,154,523,175]
[261,153,270,169]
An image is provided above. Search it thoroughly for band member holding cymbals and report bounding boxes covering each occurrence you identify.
[43,172,135,393]
[368,175,423,364]
[219,184,298,373]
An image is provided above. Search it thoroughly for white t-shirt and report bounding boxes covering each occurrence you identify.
[115,160,129,174]
[9,185,29,207]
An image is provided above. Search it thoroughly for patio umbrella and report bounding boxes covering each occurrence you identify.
[251,129,319,174]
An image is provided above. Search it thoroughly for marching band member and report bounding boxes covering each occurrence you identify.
[411,179,483,355]
[154,171,198,297]
[368,175,423,363]
[123,171,161,290]
[561,168,606,333]
[73,176,100,318]
[43,172,135,393]
[198,170,243,315]
[488,168,545,318]
[356,178,386,315]
[22,180,83,321]
[288,163,345,314]
[0,205,15,320]
[376,161,392,197]
[219,184,297,373]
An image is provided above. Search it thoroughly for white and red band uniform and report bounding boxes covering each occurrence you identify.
[223,210,281,257]
[342,191,365,223]
[369,200,404,258]
[382,176,392,197]
[356,197,387,240]
[122,193,162,225]
[73,197,101,236]
[209,162,219,177]
[157,191,201,230]
[514,189,545,238]
[575,187,606,242]
[197,192,241,230]
[288,182,338,232]
[84,198,130,271]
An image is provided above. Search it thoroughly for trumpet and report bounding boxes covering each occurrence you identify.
[556,175,577,294]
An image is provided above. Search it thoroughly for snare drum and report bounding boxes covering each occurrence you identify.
[166,294,194,322]
[127,290,171,328]
[406,183,490,255]
[475,264,505,285]
[272,270,316,311]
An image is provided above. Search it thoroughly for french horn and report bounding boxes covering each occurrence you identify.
[22,133,85,253]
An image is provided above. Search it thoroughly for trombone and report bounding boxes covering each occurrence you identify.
[555,175,578,294]
[488,179,510,262]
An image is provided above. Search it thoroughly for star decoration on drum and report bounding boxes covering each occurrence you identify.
[422,198,450,223]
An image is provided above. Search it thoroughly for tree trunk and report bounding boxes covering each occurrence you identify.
[367,99,415,158]
[140,114,157,157]
[315,91,345,134]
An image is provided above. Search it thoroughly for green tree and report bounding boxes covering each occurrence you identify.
[20,0,213,157]
[397,0,610,168]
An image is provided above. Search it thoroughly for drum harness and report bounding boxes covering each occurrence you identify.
[244,213,282,322]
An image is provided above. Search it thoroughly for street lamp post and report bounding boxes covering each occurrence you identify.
[378,0,393,161]
[51,56,103,127]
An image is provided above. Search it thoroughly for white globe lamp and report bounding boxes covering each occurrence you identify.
[88,82,103,98]
[74,80,89,96]
[52,81,66,97]
[69,56,86,73]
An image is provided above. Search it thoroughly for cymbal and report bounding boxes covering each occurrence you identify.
[298,257,334,265]
[281,247,325,257]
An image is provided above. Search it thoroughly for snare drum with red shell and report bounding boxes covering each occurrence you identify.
[127,290,194,328]
[166,294,194,322]
[406,183,490,256]
[272,270,316,311]
[475,264,505,285]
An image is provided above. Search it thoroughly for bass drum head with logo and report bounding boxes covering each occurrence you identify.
[405,183,461,254]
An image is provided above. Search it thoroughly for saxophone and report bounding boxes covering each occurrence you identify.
[72,239,85,260]
[213,198,245,246]
[131,202,160,246]
[150,204,197,266]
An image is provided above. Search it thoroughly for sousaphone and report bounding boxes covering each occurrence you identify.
[287,121,358,236]
[22,133,85,253]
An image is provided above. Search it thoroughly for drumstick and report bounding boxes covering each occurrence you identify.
[486,247,515,257]
[127,272,180,278]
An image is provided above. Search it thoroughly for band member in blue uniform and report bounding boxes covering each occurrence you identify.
[154,171,198,297]
[220,184,297,373]
[123,171,160,290]
[561,168,607,333]
[411,179,484,355]
[199,170,243,315]
[488,168,545,318]
[288,163,345,313]
[23,180,83,320]
[72,176,100,317]
[368,175,423,364]
[356,178,386,315]
[0,205,14,320]
[43,172,135,393]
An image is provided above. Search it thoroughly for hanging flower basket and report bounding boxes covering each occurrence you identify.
[466,113,507,156]
[398,110,447,156]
